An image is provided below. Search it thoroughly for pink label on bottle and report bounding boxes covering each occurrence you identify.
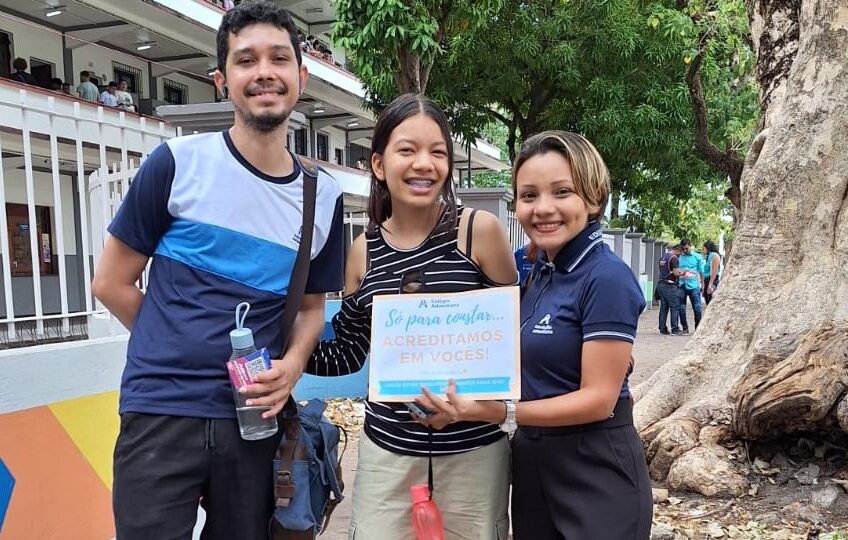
[226,348,272,390]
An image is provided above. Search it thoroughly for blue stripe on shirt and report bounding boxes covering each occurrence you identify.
[155,218,297,295]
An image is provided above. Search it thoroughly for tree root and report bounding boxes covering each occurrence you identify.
[638,321,848,497]
[730,321,848,439]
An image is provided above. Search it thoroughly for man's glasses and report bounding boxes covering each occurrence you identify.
[400,270,425,294]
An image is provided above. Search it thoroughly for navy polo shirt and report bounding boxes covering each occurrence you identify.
[520,222,646,401]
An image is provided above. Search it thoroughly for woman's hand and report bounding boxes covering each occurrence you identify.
[411,411,454,430]
[415,379,476,423]
[415,379,506,425]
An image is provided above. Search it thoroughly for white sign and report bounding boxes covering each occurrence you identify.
[369,287,521,402]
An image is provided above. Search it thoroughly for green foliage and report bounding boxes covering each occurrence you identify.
[470,121,512,189]
[612,178,734,246]
[334,0,758,237]
[332,0,502,109]
[440,0,727,204]
[649,0,759,154]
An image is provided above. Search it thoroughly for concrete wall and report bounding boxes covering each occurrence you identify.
[72,43,150,96]
[325,125,348,165]
[158,72,215,105]
[0,17,65,78]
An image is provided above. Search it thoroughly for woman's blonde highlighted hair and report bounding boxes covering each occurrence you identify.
[512,131,610,222]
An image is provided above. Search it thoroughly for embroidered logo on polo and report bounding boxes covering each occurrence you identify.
[532,313,554,335]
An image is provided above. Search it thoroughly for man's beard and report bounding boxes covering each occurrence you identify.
[235,83,292,133]
[236,105,290,133]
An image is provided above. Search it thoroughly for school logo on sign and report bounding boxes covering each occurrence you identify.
[533,314,554,335]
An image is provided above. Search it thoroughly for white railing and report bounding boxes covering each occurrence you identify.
[0,82,178,346]
[506,210,528,251]
[88,162,153,302]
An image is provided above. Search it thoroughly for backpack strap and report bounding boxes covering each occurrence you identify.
[272,153,316,511]
[274,400,305,508]
[279,154,318,353]
[297,154,319,178]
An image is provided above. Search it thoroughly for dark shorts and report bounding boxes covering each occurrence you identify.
[113,412,282,540]
[511,399,652,540]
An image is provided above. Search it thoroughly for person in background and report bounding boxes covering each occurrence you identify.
[61,82,72,95]
[9,57,37,85]
[514,242,538,285]
[418,130,652,539]
[116,80,136,112]
[656,244,682,335]
[677,238,703,333]
[99,81,118,107]
[49,77,63,91]
[305,93,517,540]
[702,240,722,305]
[77,71,99,101]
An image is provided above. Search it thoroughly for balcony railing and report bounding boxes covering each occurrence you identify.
[0,79,179,347]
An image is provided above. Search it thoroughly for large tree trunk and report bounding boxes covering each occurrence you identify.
[633,0,848,496]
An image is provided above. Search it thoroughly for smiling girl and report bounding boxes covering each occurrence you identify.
[305,93,517,539]
[419,131,653,539]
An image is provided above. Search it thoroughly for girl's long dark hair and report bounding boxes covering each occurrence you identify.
[704,240,720,254]
[366,93,457,234]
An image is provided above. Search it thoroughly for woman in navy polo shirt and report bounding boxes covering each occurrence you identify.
[418,131,652,539]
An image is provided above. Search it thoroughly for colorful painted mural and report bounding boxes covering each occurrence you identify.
[0,300,366,538]
[0,392,118,539]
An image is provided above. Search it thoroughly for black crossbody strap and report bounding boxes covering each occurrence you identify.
[279,154,318,353]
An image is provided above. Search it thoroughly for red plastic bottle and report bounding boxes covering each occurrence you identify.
[410,484,446,540]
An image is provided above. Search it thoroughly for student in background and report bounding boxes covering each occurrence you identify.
[9,57,37,85]
[514,242,538,285]
[702,240,722,305]
[77,71,99,101]
[99,81,119,107]
[657,244,682,335]
[116,80,136,112]
[677,238,703,333]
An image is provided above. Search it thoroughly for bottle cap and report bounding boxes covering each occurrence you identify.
[230,301,254,351]
[409,484,430,503]
[229,327,254,351]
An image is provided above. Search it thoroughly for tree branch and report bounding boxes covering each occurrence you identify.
[687,50,744,214]
[487,108,512,127]
[421,0,455,93]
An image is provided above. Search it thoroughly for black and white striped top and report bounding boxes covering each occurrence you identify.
[305,206,509,456]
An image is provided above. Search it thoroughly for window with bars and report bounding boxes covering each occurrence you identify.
[163,79,189,105]
[113,61,142,97]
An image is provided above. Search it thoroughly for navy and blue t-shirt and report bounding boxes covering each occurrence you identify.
[658,251,679,283]
[514,245,536,285]
[108,131,345,418]
[520,222,646,401]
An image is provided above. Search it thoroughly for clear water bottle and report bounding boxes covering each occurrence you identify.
[410,484,445,540]
[229,302,278,441]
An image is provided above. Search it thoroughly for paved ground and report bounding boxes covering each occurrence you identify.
[323,302,703,539]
